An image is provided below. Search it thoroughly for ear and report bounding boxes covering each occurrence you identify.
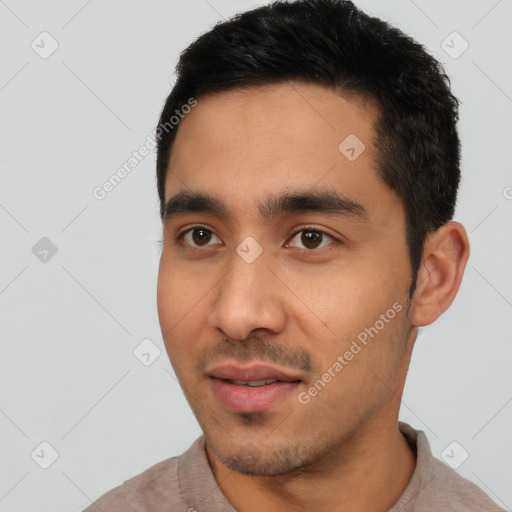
[412,221,470,327]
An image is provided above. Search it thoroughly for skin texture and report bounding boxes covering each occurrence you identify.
[157,81,470,512]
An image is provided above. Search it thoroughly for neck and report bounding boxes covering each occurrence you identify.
[207,415,416,512]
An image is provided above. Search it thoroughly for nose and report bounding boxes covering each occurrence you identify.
[208,249,288,341]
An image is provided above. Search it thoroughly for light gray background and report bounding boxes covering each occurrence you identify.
[1,1,511,511]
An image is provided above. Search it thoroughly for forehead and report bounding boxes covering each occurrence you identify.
[165,81,398,226]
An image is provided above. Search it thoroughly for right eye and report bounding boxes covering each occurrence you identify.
[174,226,222,248]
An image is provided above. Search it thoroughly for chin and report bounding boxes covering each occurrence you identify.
[204,430,322,477]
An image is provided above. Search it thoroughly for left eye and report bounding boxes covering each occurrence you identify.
[286,228,335,250]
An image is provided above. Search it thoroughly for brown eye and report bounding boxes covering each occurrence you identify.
[192,228,212,246]
[288,228,335,251]
[301,231,322,249]
[178,227,221,247]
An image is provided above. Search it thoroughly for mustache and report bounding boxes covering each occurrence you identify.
[197,336,314,374]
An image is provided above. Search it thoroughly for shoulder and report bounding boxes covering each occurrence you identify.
[421,455,503,511]
[82,440,200,512]
[396,423,504,512]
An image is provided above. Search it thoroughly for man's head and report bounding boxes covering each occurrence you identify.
[155,0,469,478]
[156,0,462,297]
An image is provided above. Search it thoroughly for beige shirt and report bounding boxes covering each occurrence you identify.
[83,422,504,511]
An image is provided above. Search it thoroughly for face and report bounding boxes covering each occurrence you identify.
[157,82,415,476]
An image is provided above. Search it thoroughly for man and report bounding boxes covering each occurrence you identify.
[84,1,503,510]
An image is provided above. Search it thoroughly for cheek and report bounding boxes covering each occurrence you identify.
[296,261,408,370]
[158,252,200,312]
[289,256,400,327]
[309,306,408,419]
[156,255,207,350]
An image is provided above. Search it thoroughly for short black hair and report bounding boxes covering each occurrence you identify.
[155,0,461,298]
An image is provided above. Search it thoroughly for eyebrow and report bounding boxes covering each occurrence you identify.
[163,189,369,223]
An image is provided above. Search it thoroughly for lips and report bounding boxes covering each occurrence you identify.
[208,363,302,413]
[209,364,302,383]
[228,379,279,387]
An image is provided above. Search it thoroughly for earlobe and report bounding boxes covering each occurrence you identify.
[411,222,470,327]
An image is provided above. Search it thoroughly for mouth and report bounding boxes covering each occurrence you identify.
[208,363,303,414]
[222,378,286,387]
